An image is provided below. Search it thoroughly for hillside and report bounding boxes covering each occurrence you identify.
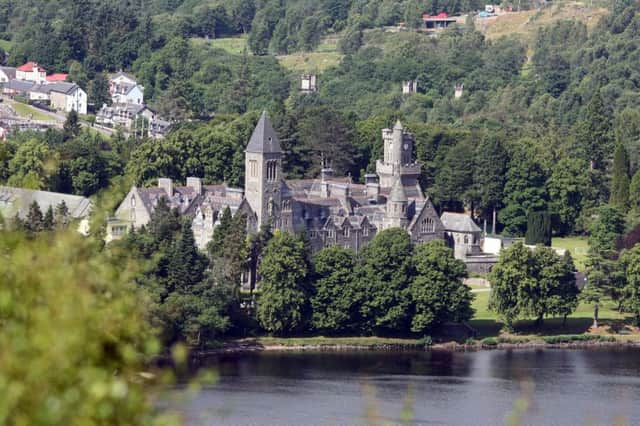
[478,2,609,44]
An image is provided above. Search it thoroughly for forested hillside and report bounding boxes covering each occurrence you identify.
[1,0,640,239]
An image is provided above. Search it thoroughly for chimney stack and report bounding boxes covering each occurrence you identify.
[158,178,173,197]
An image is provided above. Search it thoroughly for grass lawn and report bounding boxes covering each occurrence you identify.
[0,39,11,51]
[470,287,631,338]
[10,101,54,122]
[250,336,422,347]
[191,36,248,55]
[277,51,343,74]
[552,236,589,270]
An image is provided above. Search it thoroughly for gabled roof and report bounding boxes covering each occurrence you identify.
[389,175,408,202]
[245,111,282,154]
[17,62,45,72]
[5,79,34,92]
[48,82,81,95]
[110,71,137,83]
[46,73,68,82]
[0,186,91,219]
[0,67,16,79]
[440,212,482,233]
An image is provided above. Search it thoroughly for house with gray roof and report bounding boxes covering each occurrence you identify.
[0,186,92,234]
[0,66,16,83]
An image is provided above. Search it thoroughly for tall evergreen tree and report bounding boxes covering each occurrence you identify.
[25,201,44,235]
[583,205,626,327]
[630,170,640,211]
[610,143,630,211]
[166,221,207,293]
[573,91,612,171]
[43,205,55,231]
[473,133,507,228]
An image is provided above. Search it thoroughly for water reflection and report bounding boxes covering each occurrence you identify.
[163,349,640,425]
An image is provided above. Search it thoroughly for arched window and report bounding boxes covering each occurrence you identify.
[421,217,435,233]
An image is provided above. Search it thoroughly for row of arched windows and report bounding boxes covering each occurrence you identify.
[266,160,278,181]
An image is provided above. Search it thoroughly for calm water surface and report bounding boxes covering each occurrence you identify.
[163,348,640,425]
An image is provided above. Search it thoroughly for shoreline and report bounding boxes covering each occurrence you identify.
[186,337,640,358]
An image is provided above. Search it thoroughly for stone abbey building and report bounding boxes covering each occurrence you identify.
[108,112,447,253]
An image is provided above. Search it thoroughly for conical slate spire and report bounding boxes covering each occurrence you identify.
[389,174,407,202]
[245,111,282,154]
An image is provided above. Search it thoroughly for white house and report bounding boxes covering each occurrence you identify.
[49,83,87,115]
[109,71,144,104]
[16,62,47,83]
[112,83,144,105]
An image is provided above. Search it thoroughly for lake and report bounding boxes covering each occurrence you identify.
[162,348,640,425]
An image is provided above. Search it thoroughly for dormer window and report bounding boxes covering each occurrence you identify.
[343,227,350,237]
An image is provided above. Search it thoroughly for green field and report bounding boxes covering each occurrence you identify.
[277,51,343,74]
[552,236,589,270]
[191,36,248,55]
[10,101,54,122]
[470,288,630,337]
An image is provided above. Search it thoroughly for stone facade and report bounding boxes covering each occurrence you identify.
[108,112,446,253]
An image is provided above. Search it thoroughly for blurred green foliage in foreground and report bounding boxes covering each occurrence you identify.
[0,231,176,425]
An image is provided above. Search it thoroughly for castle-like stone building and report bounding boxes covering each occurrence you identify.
[107,112,446,253]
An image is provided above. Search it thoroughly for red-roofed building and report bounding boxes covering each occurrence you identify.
[422,12,457,30]
[46,73,68,82]
[16,62,47,83]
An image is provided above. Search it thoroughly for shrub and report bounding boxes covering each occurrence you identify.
[481,337,498,346]
[418,335,433,346]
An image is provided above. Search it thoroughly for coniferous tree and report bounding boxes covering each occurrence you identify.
[574,91,612,171]
[25,201,44,235]
[610,143,630,211]
[63,110,81,140]
[630,170,640,211]
[43,205,55,231]
[473,134,507,227]
[166,221,207,293]
[525,211,552,246]
[55,200,69,229]
[583,205,626,327]
[208,207,233,256]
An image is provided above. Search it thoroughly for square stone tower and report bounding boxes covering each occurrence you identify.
[245,111,283,228]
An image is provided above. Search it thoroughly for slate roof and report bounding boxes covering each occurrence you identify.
[5,79,34,92]
[389,175,408,202]
[0,67,16,79]
[110,71,137,83]
[48,82,80,95]
[0,186,91,219]
[245,111,282,153]
[440,212,482,233]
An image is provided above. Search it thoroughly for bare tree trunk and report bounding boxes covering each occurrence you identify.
[593,302,599,329]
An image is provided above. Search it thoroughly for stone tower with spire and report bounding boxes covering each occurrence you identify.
[376,120,421,189]
[245,111,283,228]
[383,174,409,229]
